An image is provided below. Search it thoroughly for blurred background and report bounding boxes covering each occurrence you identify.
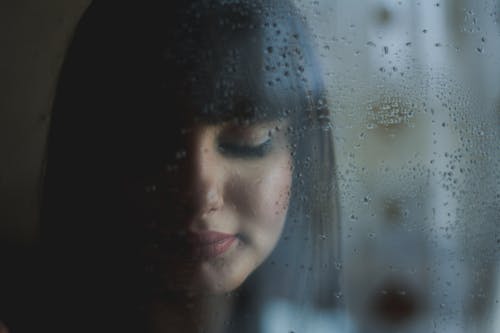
[298,0,500,332]
[1,0,499,332]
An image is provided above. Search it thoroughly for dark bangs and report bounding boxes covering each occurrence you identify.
[51,0,326,133]
[148,0,326,126]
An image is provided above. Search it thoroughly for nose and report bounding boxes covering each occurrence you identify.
[182,127,224,219]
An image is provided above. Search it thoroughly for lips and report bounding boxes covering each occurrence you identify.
[187,231,238,259]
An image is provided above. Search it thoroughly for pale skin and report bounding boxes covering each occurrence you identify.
[147,119,293,332]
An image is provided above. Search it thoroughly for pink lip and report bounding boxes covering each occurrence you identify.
[187,231,237,259]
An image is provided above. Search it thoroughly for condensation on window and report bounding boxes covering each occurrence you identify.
[295,0,499,332]
[0,1,498,333]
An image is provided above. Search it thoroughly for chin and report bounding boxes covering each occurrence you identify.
[189,260,250,295]
[151,261,246,297]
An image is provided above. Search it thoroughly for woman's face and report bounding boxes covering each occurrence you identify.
[139,118,292,294]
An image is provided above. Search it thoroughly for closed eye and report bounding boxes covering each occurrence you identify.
[218,139,272,158]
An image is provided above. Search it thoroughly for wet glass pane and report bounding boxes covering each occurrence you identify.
[0,1,498,333]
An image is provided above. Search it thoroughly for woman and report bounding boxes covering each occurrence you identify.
[39,0,339,332]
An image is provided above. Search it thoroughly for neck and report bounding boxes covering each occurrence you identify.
[148,292,235,333]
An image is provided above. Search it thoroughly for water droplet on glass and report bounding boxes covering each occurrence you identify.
[176,150,187,159]
[144,184,157,193]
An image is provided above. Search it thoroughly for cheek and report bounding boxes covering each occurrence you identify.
[257,159,292,221]
[227,154,292,237]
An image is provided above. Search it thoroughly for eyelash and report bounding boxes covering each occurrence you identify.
[218,138,272,158]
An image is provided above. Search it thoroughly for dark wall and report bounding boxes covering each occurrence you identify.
[0,1,89,330]
[0,0,89,244]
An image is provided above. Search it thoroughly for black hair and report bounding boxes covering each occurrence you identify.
[40,1,340,332]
